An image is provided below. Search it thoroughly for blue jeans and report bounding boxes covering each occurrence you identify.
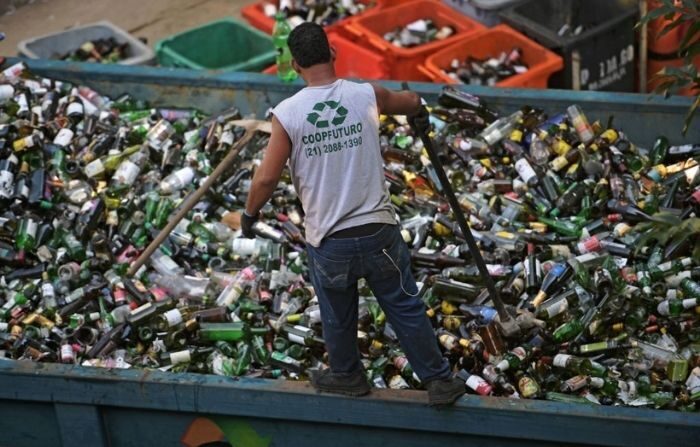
[306,224,450,382]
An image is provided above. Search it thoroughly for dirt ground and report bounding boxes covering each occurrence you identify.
[0,0,256,56]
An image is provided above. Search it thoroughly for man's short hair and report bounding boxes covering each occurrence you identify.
[288,22,332,69]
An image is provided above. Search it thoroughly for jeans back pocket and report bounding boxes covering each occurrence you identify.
[309,249,353,289]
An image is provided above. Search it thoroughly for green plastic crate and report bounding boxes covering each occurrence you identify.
[155,18,276,71]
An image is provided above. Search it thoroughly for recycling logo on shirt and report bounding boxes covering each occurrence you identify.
[306,100,348,128]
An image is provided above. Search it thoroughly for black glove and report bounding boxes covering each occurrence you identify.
[241,211,258,238]
[408,105,430,134]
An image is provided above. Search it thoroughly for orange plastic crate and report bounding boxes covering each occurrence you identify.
[647,0,685,56]
[262,31,390,80]
[342,0,485,81]
[420,24,563,88]
[241,0,398,35]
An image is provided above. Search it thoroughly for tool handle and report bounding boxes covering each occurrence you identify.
[402,87,510,321]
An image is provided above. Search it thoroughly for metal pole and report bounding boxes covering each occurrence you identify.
[639,0,649,93]
[402,85,520,337]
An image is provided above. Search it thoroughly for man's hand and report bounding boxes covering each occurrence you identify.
[241,211,259,238]
[407,105,430,135]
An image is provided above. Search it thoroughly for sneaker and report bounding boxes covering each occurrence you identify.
[425,377,466,406]
[311,368,371,397]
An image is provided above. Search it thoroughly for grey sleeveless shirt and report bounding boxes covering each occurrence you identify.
[273,79,395,247]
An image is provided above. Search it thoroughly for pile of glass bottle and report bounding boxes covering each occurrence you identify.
[57,37,130,64]
[0,62,698,411]
[262,0,373,28]
[383,19,455,48]
[442,48,529,86]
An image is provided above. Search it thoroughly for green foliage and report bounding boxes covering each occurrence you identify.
[638,0,700,135]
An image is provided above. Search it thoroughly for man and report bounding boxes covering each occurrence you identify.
[241,22,465,406]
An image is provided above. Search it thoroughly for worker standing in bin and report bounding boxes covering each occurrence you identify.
[242,22,465,406]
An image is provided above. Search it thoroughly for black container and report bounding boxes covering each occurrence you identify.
[500,0,637,92]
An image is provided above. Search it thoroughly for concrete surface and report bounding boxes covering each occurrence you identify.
[0,0,256,56]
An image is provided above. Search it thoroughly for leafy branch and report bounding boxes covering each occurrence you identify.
[638,0,700,135]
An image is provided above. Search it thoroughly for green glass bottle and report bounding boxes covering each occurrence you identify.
[62,231,86,261]
[232,341,252,376]
[649,136,669,165]
[251,335,269,364]
[198,322,249,342]
[538,216,582,238]
[495,346,529,372]
[680,278,700,298]
[15,214,38,261]
[552,353,593,375]
[272,12,298,83]
[153,197,174,229]
[552,319,584,343]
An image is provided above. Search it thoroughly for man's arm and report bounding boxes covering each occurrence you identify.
[245,116,292,216]
[372,84,422,117]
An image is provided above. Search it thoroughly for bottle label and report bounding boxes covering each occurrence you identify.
[170,350,191,365]
[550,263,566,278]
[577,237,600,254]
[53,128,74,147]
[83,159,105,178]
[682,298,697,309]
[388,375,410,389]
[0,85,14,100]
[515,158,537,184]
[544,297,568,318]
[220,130,234,146]
[24,218,38,239]
[511,346,527,361]
[553,354,572,368]
[393,355,409,371]
[439,334,457,351]
[66,101,84,117]
[60,344,74,362]
[563,375,589,392]
[589,377,604,389]
[549,155,568,171]
[657,261,673,272]
[287,333,306,345]
[0,171,14,198]
[668,144,692,155]
[164,309,183,327]
[666,271,690,288]
[466,375,492,396]
[175,167,195,183]
[113,160,139,186]
[232,238,257,256]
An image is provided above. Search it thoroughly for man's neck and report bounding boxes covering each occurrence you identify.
[301,64,338,87]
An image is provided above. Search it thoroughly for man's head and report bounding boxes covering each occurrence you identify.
[288,22,335,75]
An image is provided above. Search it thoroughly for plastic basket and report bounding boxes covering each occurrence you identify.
[500,0,638,92]
[17,20,155,65]
[343,0,485,81]
[420,24,563,88]
[441,0,524,27]
[241,0,398,35]
[262,31,390,80]
[646,0,686,56]
[155,18,276,71]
